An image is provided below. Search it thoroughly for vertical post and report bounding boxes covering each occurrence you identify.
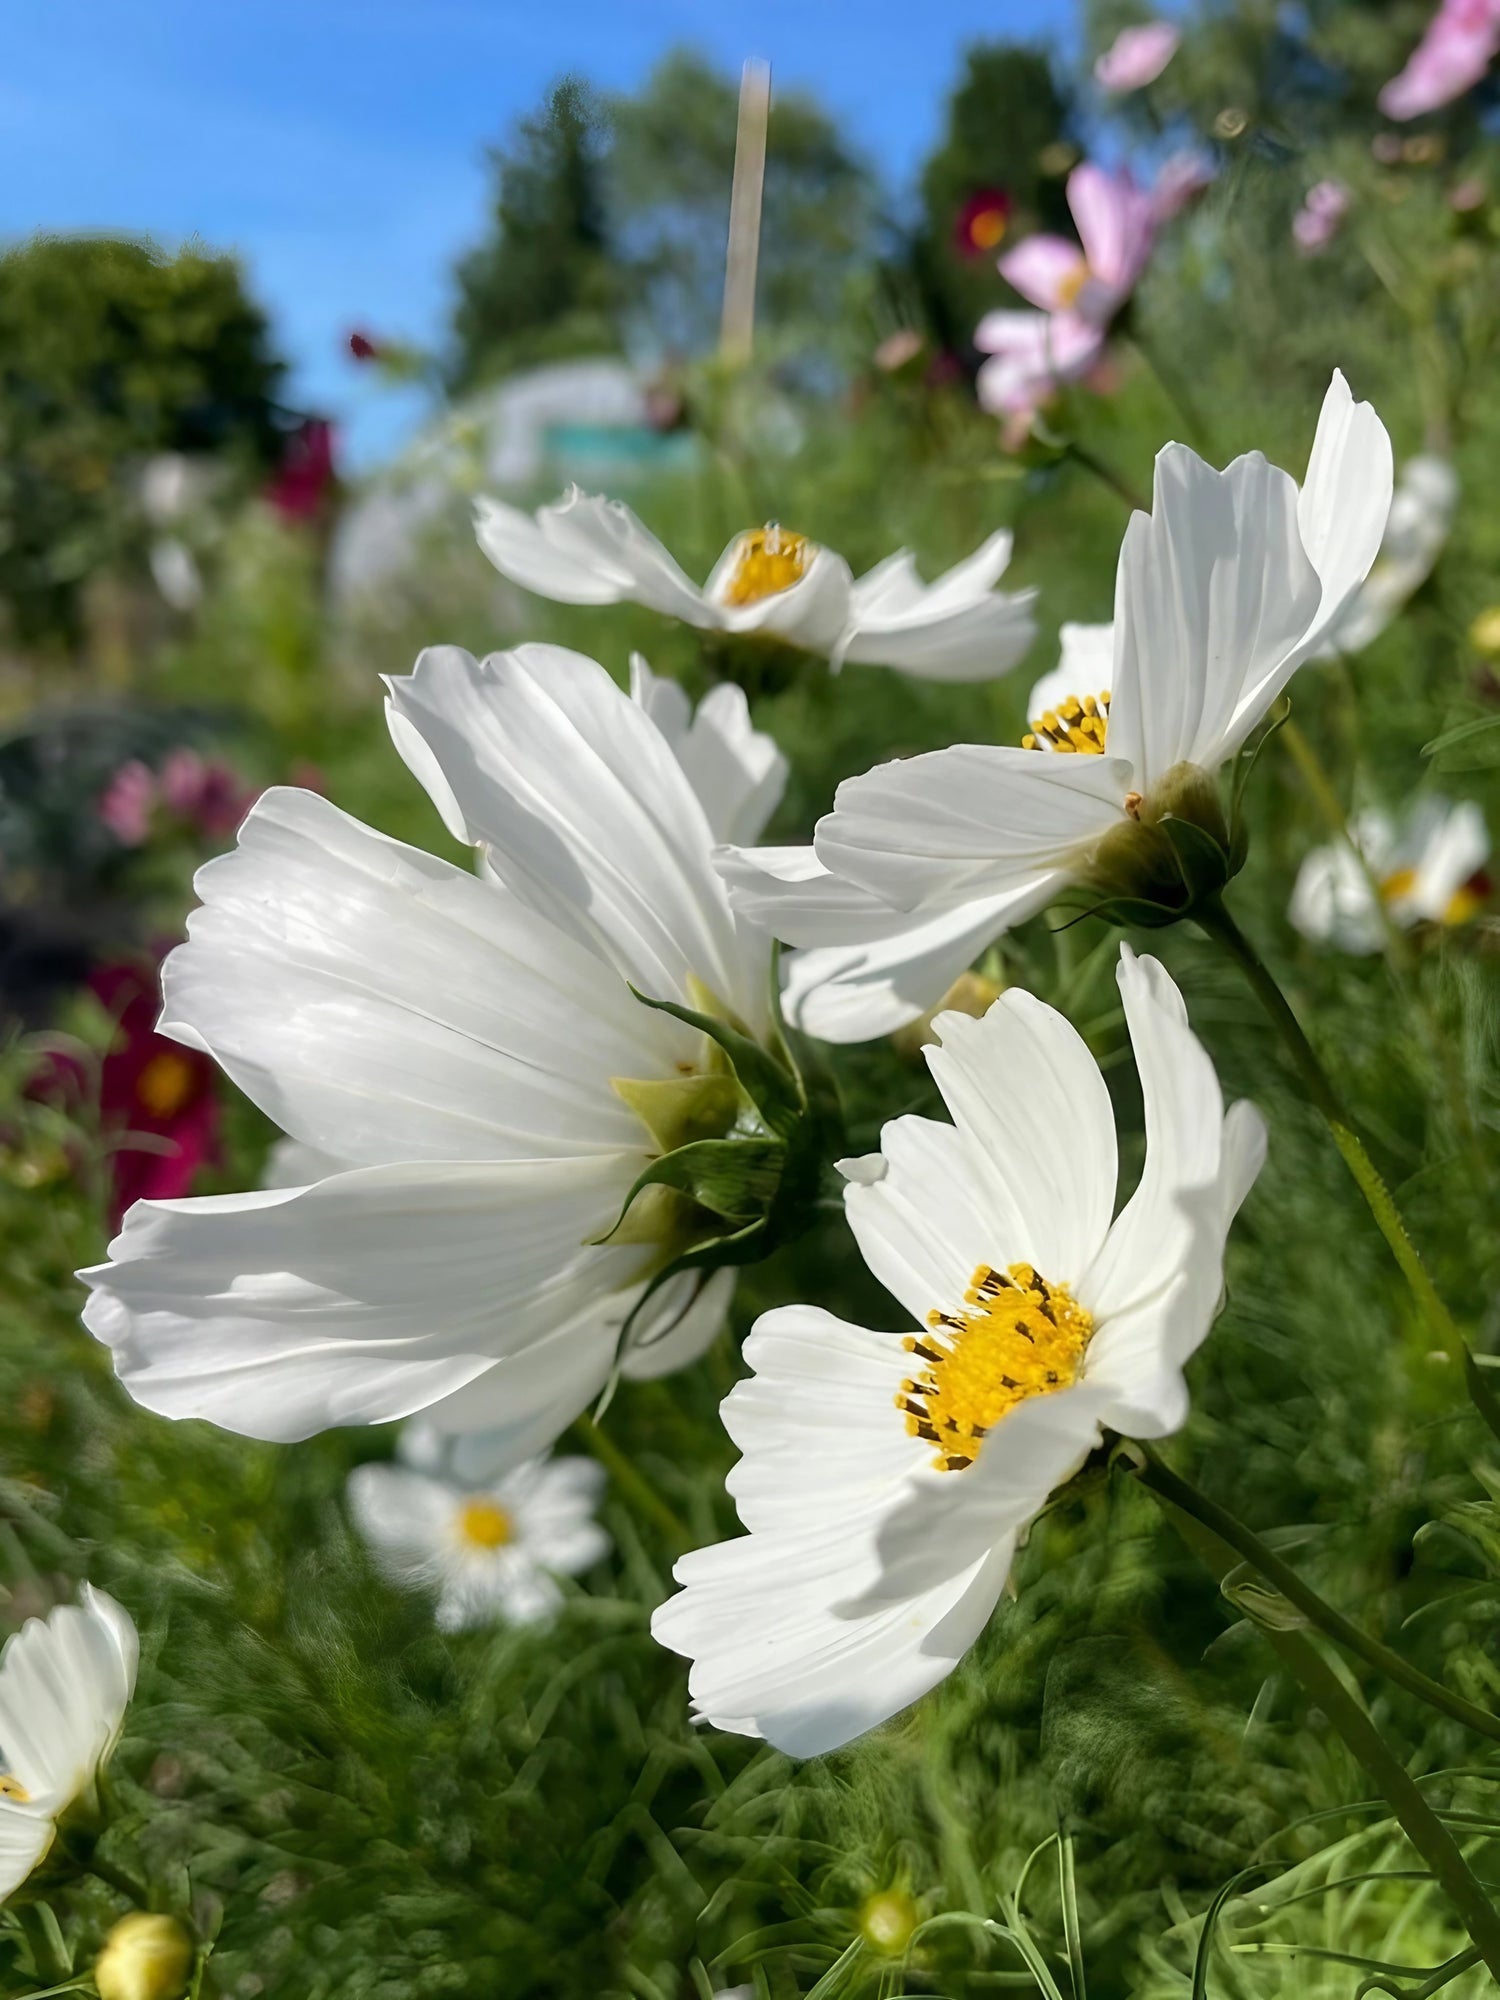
[720,58,771,367]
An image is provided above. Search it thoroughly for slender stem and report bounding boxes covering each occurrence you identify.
[567,1415,690,1550]
[1194,895,1500,1436]
[1061,438,1150,515]
[1131,1447,1500,1746]
[1142,1480,1500,1983]
[1128,329,1213,456]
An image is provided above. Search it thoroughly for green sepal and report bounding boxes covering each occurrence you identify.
[627,985,804,1138]
[595,1136,786,1245]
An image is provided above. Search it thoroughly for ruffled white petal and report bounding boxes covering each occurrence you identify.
[162,786,672,1166]
[474,487,712,622]
[80,1157,643,1441]
[385,644,772,1035]
[1315,455,1456,658]
[0,1809,55,1901]
[629,655,788,845]
[835,532,1038,682]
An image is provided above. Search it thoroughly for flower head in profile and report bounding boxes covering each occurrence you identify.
[81,650,791,1470]
[1379,0,1500,119]
[0,1586,138,1897]
[349,1427,609,1631]
[1290,797,1489,954]
[1094,20,1180,92]
[652,949,1266,1756]
[719,372,1393,1043]
[473,488,1037,684]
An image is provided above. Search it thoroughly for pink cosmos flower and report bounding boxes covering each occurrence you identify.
[98,762,157,848]
[265,417,336,523]
[1293,179,1352,253]
[1378,0,1500,119]
[1095,20,1180,93]
[1151,148,1217,221]
[158,750,259,839]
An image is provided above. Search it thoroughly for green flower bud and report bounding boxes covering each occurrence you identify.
[95,1913,193,2000]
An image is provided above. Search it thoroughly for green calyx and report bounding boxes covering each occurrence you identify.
[1075,759,1244,929]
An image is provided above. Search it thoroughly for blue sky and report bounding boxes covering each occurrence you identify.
[2,0,1072,466]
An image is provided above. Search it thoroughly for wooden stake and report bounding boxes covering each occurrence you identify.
[720,58,771,367]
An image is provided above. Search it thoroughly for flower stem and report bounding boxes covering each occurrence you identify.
[1194,894,1500,1438]
[1061,438,1150,515]
[567,1415,690,1551]
[1129,1446,1500,1746]
[1137,1467,1500,1982]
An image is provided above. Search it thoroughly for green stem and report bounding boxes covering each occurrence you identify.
[1061,438,1150,515]
[1131,1447,1500,1746]
[567,1416,690,1551]
[1142,1481,1500,1984]
[1195,894,1500,1437]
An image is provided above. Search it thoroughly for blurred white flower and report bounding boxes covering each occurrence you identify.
[1094,19,1180,92]
[349,1432,609,1631]
[0,1587,138,1898]
[473,488,1037,683]
[1314,455,1457,657]
[652,949,1266,1755]
[1290,797,1489,953]
[721,372,1393,1042]
[81,650,772,1467]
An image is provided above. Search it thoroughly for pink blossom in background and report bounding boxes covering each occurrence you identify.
[1378,0,1500,119]
[98,761,157,847]
[1151,148,1217,221]
[265,416,337,522]
[1095,19,1180,92]
[158,749,259,839]
[1293,179,1351,253]
[974,310,1105,420]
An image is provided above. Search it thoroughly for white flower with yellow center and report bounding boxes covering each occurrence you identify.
[348,1428,609,1631]
[1290,796,1490,954]
[0,1587,138,1897]
[80,648,780,1465]
[717,373,1393,1043]
[474,487,1038,683]
[652,948,1266,1756]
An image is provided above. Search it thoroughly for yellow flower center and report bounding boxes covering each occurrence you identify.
[1022,690,1110,754]
[0,1774,30,1801]
[721,524,810,607]
[136,1050,197,1120]
[457,1499,513,1549]
[899,1262,1094,1472]
[1444,883,1484,926]
[970,208,1008,251]
[1055,260,1091,308]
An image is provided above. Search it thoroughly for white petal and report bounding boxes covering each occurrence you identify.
[844,1115,1013,1326]
[620,1266,735,1381]
[701,540,853,652]
[385,645,772,1035]
[79,1156,643,1441]
[1408,798,1489,921]
[0,1589,137,1820]
[0,1808,54,1900]
[632,655,788,846]
[1026,623,1115,721]
[474,488,712,624]
[814,744,1130,914]
[262,1138,347,1190]
[1109,447,1320,789]
[163,786,669,1166]
[837,532,1038,683]
[921,988,1118,1281]
[348,1464,456,1574]
[1288,840,1384,953]
[1315,454,1455,658]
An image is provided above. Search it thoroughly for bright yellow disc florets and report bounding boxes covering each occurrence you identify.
[457,1499,513,1549]
[899,1263,1094,1472]
[1023,690,1111,755]
[722,524,809,606]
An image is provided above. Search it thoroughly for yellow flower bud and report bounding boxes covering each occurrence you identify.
[95,1913,193,2000]
[1470,606,1500,655]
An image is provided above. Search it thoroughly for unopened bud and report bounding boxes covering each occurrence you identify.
[95,1913,193,2000]
[859,1887,919,1956]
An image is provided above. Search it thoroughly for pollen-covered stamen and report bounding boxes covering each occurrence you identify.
[1022,691,1110,755]
[898,1262,1094,1472]
[722,524,810,607]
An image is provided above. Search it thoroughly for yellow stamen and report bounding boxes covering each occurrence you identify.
[1054,261,1091,308]
[0,1775,30,1801]
[899,1262,1093,1472]
[457,1499,513,1549]
[136,1051,197,1120]
[1022,690,1110,755]
[721,524,809,607]
[1379,866,1417,905]
[1444,883,1484,926]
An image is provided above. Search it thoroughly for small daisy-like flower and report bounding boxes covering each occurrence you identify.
[0,1586,139,1898]
[349,1429,610,1631]
[652,947,1266,1756]
[1290,797,1490,953]
[473,487,1037,684]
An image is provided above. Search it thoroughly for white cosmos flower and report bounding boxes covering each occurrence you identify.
[1314,454,1457,658]
[349,1430,609,1632]
[652,948,1267,1757]
[1290,796,1489,954]
[0,1587,138,1897]
[80,648,777,1464]
[474,486,1038,683]
[718,371,1393,1043]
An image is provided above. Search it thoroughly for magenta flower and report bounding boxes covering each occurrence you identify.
[1378,0,1500,119]
[1095,20,1180,92]
[98,762,157,848]
[265,417,336,523]
[158,749,259,839]
[1293,179,1352,254]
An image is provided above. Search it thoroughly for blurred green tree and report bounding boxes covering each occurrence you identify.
[0,236,284,652]
[449,77,621,390]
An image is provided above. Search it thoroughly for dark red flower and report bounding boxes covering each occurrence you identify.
[35,960,221,1228]
[954,188,1013,260]
[265,417,337,523]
